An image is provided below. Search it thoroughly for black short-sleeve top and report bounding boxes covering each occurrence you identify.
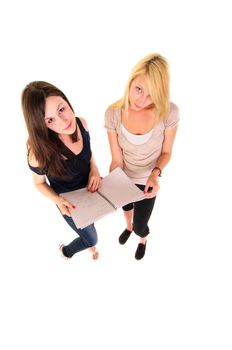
[28,118,92,194]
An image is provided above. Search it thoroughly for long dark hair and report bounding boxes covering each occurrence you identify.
[22,81,77,177]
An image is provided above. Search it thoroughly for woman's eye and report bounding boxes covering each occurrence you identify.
[136,86,143,93]
[47,118,53,124]
[59,107,65,113]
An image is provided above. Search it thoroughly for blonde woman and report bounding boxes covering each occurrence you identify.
[104,53,179,260]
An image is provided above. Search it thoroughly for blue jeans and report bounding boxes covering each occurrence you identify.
[62,215,98,257]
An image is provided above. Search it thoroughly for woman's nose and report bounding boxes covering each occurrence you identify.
[59,115,68,123]
[136,94,146,104]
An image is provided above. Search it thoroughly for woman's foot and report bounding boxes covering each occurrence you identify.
[59,244,71,260]
[89,246,99,260]
[135,239,147,260]
[119,227,133,244]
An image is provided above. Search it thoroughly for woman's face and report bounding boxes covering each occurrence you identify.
[44,96,76,135]
[129,75,152,111]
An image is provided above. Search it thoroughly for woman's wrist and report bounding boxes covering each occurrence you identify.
[152,166,162,177]
[90,165,99,172]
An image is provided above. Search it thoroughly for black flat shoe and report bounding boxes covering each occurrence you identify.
[119,228,132,245]
[135,242,147,260]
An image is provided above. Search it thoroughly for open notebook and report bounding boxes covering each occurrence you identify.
[60,167,145,228]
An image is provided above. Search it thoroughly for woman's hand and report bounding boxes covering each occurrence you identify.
[56,196,76,217]
[144,174,160,198]
[87,168,101,192]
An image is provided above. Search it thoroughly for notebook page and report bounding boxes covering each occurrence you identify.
[61,188,115,229]
[98,167,145,208]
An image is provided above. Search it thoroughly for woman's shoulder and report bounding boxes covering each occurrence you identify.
[28,150,39,167]
[105,107,121,121]
[169,102,179,114]
[164,102,180,129]
[105,106,121,115]
[28,150,46,175]
[77,116,89,131]
[167,102,179,119]
[104,107,121,132]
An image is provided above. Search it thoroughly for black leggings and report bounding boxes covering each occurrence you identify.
[122,184,156,238]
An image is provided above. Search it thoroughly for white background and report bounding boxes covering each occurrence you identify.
[0,0,231,349]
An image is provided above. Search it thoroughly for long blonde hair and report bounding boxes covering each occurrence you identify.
[110,53,170,122]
